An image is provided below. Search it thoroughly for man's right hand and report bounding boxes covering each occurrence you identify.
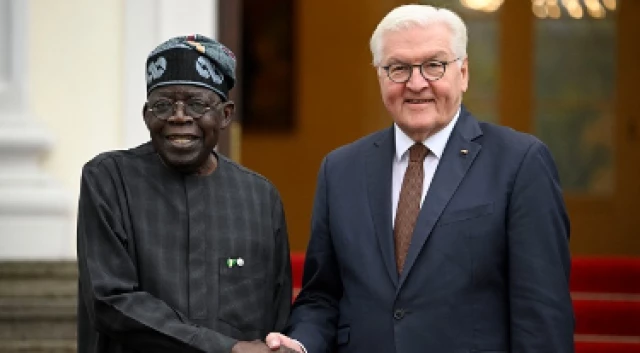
[231,340,273,353]
[265,333,303,353]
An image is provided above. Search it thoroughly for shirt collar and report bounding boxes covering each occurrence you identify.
[394,107,461,161]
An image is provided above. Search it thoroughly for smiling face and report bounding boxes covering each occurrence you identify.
[143,85,234,175]
[378,23,468,141]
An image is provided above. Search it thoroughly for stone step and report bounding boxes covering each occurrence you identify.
[0,278,76,298]
[0,261,77,279]
[0,297,76,318]
[0,340,76,353]
[0,261,77,298]
[0,262,78,342]
[0,297,76,340]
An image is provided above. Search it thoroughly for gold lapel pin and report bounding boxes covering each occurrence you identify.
[460,149,469,155]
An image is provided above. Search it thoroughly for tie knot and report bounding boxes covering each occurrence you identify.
[409,143,429,162]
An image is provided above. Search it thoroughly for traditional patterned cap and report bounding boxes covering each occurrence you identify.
[145,34,236,100]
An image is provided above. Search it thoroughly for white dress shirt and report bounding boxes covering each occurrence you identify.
[391,107,460,226]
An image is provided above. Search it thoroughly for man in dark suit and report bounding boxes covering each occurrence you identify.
[76,35,291,353]
[267,4,574,353]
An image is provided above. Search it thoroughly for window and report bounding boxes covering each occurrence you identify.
[534,11,616,194]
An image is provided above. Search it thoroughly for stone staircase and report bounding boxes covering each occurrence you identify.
[0,261,77,353]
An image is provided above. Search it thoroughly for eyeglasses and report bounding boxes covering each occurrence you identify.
[146,99,223,120]
[381,58,461,83]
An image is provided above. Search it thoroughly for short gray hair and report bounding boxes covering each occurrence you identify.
[370,4,468,66]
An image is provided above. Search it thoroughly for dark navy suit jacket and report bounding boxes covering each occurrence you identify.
[287,107,574,353]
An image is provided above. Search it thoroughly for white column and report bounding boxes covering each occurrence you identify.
[123,0,218,148]
[0,0,71,259]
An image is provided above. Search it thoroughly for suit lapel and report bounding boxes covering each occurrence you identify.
[399,109,483,287]
[366,127,398,287]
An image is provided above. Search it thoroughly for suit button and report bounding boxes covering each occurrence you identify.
[393,309,405,320]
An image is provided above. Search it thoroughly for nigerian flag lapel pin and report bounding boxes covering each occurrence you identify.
[226,257,245,268]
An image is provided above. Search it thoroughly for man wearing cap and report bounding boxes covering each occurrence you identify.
[76,34,292,353]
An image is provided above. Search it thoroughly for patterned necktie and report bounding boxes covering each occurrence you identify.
[394,143,429,274]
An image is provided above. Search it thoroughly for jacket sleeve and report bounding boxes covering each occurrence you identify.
[507,140,575,352]
[270,190,293,332]
[76,159,238,353]
[285,157,342,353]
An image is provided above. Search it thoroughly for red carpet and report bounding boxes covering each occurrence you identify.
[571,257,640,294]
[575,340,640,353]
[572,256,640,352]
[574,299,640,336]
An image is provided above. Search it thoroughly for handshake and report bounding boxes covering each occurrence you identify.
[231,333,303,353]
